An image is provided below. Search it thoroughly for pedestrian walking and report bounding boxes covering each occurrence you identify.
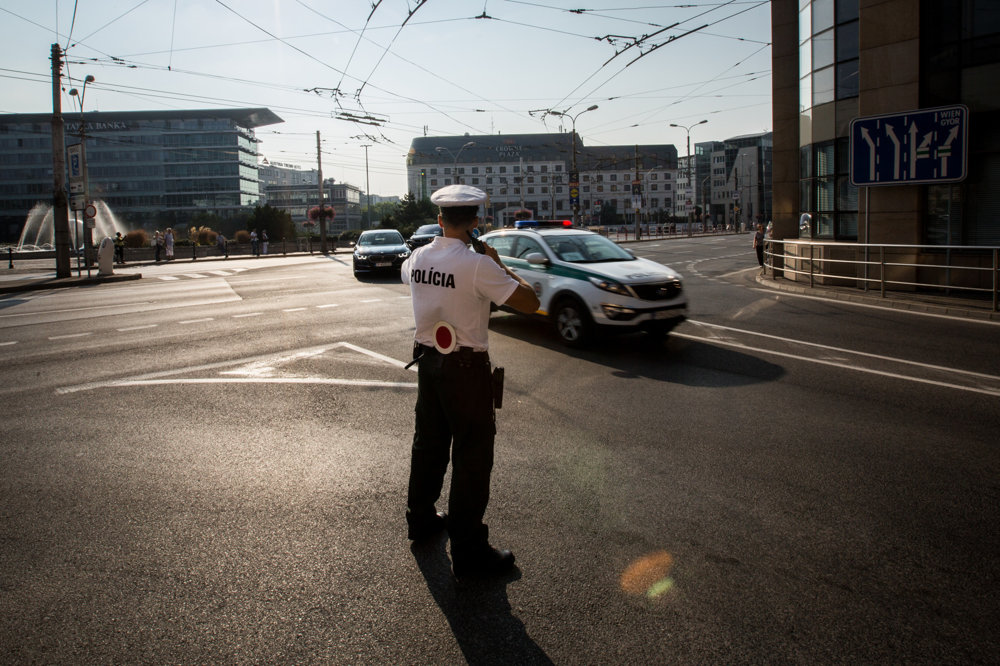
[165,228,175,261]
[216,233,227,257]
[401,184,539,579]
[250,229,259,256]
[261,229,269,255]
[154,231,164,262]
[753,222,765,275]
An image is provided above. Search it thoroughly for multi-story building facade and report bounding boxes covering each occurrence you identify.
[262,179,363,233]
[406,134,677,227]
[0,108,282,241]
[771,0,999,285]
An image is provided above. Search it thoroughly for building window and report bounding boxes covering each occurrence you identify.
[472,167,479,174]
[500,166,507,173]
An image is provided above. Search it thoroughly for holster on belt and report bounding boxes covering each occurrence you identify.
[491,366,504,409]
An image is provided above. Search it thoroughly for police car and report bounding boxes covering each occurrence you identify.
[479,220,686,346]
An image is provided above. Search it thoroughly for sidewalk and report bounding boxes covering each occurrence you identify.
[0,248,333,295]
[755,271,999,322]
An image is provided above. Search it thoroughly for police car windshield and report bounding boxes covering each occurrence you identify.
[544,234,634,263]
[360,231,404,245]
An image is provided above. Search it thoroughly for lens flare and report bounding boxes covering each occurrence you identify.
[621,550,675,599]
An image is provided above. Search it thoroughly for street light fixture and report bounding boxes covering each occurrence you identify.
[69,75,96,269]
[549,104,598,226]
[670,119,707,236]
[436,141,475,185]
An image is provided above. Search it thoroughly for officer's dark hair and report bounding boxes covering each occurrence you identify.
[439,205,479,227]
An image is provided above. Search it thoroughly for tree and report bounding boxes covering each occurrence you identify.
[248,204,295,241]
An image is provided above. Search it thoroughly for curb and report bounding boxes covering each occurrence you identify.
[755,274,999,322]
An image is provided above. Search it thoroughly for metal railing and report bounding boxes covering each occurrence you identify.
[765,239,999,312]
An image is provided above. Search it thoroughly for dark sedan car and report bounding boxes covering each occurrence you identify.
[352,229,410,278]
[406,223,442,249]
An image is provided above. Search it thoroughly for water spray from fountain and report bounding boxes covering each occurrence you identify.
[16,200,123,251]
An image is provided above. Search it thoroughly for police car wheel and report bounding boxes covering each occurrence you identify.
[553,298,592,346]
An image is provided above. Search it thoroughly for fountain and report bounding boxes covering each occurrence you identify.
[16,200,123,251]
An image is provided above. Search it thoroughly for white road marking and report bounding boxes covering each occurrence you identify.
[56,341,416,394]
[232,312,262,318]
[0,301,154,318]
[282,307,307,312]
[750,287,1000,326]
[718,266,761,278]
[360,299,382,303]
[49,332,92,340]
[682,319,1000,397]
[117,324,158,331]
[157,276,180,281]
[316,304,340,308]
[178,318,214,324]
[0,340,17,346]
[183,273,208,279]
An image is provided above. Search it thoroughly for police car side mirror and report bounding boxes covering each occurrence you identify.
[525,252,549,266]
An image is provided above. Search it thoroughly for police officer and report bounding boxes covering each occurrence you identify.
[401,184,539,578]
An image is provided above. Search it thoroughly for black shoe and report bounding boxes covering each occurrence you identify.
[407,511,447,541]
[451,545,515,579]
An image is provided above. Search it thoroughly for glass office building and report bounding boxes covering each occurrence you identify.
[0,108,282,241]
[773,0,1000,248]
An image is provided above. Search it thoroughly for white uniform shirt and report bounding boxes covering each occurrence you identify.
[401,236,519,352]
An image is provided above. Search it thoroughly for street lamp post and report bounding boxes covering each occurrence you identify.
[69,75,96,270]
[436,141,475,185]
[670,119,707,237]
[701,174,711,231]
[549,104,598,226]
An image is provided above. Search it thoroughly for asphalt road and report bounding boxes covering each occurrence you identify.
[1,237,997,664]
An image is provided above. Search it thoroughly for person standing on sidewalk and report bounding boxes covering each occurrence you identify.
[401,184,539,579]
[154,231,164,262]
[753,222,766,276]
[165,228,175,261]
[113,232,126,264]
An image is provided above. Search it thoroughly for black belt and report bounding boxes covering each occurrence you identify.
[406,343,489,369]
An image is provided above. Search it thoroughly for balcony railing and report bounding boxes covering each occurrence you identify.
[765,239,999,312]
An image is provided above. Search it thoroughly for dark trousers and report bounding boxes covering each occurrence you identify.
[756,245,764,267]
[407,348,496,546]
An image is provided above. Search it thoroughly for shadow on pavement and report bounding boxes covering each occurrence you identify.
[411,538,553,665]
[488,313,786,388]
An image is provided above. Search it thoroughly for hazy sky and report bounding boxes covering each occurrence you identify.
[1,0,772,196]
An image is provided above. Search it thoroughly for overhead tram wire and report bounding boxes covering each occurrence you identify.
[548,0,760,114]
[212,0,487,136]
[75,0,155,45]
[352,0,429,100]
[289,3,533,125]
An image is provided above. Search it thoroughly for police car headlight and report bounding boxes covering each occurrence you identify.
[589,276,631,296]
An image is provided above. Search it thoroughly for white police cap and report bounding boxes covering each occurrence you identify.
[430,184,487,207]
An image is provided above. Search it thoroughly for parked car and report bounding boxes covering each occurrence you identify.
[479,220,686,346]
[352,229,410,277]
[406,223,442,249]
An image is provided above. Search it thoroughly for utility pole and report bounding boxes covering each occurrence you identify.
[633,145,641,240]
[316,131,328,253]
[50,44,71,278]
[362,144,372,229]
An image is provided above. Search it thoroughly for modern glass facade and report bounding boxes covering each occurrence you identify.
[0,108,282,241]
[798,0,859,240]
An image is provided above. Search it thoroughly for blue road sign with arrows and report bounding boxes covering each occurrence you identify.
[850,105,968,186]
